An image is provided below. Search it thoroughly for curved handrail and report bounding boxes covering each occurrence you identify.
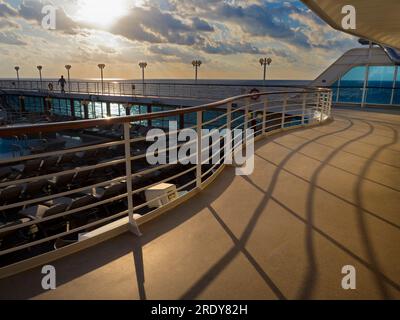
[0,86,332,275]
[0,88,329,137]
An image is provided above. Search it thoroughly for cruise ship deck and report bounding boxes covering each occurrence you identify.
[1,107,399,300]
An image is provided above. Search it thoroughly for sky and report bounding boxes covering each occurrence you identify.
[0,0,361,80]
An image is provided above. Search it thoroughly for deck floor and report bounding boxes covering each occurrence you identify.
[1,108,400,300]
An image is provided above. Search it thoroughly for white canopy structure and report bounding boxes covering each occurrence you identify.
[302,0,400,50]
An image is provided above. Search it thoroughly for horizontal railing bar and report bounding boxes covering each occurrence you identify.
[0,209,129,256]
[0,175,126,211]
[0,140,125,166]
[0,191,128,236]
[131,166,196,195]
[0,158,125,188]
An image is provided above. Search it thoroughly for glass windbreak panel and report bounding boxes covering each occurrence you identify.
[88,102,96,119]
[110,103,120,117]
[74,101,83,118]
[338,66,366,103]
[394,67,400,105]
[338,88,364,103]
[330,80,339,101]
[119,104,126,116]
[366,66,395,104]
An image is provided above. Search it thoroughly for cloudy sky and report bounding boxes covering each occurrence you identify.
[0,0,360,80]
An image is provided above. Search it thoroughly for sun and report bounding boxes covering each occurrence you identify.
[76,0,131,28]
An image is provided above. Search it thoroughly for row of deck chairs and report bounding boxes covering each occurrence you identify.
[0,144,127,183]
[0,182,127,250]
[82,123,160,140]
[0,163,194,251]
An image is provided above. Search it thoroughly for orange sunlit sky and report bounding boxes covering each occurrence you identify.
[0,0,360,80]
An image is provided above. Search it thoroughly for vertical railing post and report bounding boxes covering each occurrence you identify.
[226,102,233,165]
[124,122,141,236]
[196,111,203,188]
[281,94,288,129]
[315,91,321,124]
[319,92,324,122]
[262,99,268,135]
[301,92,307,125]
[227,102,232,131]
[244,99,249,132]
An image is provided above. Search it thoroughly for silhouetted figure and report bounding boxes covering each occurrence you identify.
[58,75,67,93]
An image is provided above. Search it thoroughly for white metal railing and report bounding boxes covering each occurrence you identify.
[0,87,332,270]
[0,79,309,101]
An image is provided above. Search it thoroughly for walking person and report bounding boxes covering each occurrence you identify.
[58,75,67,93]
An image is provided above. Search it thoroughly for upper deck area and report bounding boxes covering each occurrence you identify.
[0,107,399,300]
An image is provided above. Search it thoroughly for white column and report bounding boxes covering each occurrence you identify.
[196,111,202,188]
[124,122,141,236]
[301,92,307,125]
[281,94,288,128]
[262,99,268,134]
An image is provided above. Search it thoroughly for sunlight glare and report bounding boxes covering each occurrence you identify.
[76,0,131,28]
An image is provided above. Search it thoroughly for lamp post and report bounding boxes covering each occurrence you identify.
[259,57,272,84]
[14,66,20,88]
[98,64,105,94]
[37,65,43,90]
[192,60,202,83]
[65,65,71,93]
[139,62,147,95]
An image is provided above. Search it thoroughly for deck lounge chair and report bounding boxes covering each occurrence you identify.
[11,159,43,178]
[86,182,126,201]
[71,169,92,188]
[57,153,78,169]
[0,217,35,249]
[0,185,23,205]
[0,167,12,182]
[40,156,60,173]
[19,203,68,220]
[44,195,97,228]
[76,149,98,165]
[19,203,69,236]
[47,172,75,192]
[22,179,49,199]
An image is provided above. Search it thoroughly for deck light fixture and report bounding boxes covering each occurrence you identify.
[259,57,272,83]
[192,60,202,83]
[97,64,106,94]
[37,65,43,90]
[14,66,20,88]
[65,65,72,93]
[139,62,147,95]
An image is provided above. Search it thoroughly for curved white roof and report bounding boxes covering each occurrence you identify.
[302,0,400,50]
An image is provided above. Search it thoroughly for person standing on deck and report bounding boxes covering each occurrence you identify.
[58,75,67,93]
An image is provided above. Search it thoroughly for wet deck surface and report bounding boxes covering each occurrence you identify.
[1,108,399,300]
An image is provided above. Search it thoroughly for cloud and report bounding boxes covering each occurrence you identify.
[201,40,262,55]
[191,17,214,32]
[18,0,80,34]
[111,6,198,45]
[0,18,19,30]
[0,0,18,17]
[149,44,205,63]
[0,31,27,45]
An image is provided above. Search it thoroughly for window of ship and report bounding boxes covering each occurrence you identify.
[366,66,395,104]
[338,66,366,103]
[393,67,400,105]
[333,65,399,106]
